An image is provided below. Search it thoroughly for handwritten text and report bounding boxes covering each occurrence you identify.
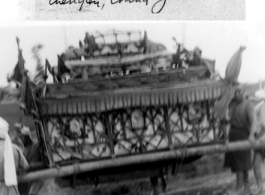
[110,0,167,14]
[49,0,167,13]
[49,0,105,11]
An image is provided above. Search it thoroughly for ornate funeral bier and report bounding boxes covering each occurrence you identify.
[30,30,231,167]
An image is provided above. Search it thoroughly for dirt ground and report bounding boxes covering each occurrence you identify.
[42,154,265,195]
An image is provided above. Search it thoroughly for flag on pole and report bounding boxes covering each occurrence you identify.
[10,37,35,114]
[201,58,215,75]
[213,87,237,119]
[212,47,246,119]
[9,49,25,85]
[225,46,246,84]
[9,62,23,85]
[44,59,53,82]
[142,31,148,54]
[46,59,53,74]
[57,55,70,76]
[21,76,35,114]
[46,59,60,83]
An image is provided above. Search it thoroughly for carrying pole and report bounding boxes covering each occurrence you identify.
[18,140,265,183]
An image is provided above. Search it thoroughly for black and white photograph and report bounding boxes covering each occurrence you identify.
[0,21,264,195]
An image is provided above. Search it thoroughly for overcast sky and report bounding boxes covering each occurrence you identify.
[0,21,264,86]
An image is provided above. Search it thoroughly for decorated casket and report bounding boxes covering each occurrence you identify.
[20,30,232,169]
[39,76,228,165]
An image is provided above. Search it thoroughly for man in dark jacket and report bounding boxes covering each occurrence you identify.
[224,89,256,194]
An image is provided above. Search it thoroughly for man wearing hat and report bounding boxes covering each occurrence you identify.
[0,118,28,195]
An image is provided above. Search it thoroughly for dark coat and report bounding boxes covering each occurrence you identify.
[224,100,254,172]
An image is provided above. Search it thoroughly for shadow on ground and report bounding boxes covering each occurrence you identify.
[52,154,241,195]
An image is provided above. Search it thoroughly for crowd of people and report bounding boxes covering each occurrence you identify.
[1,87,265,195]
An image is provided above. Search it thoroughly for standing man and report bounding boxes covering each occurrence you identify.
[84,32,96,58]
[171,37,181,69]
[0,117,28,195]
[224,89,256,194]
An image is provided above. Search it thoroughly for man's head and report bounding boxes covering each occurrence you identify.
[14,123,32,146]
[234,89,244,102]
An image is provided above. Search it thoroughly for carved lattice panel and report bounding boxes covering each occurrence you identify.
[143,108,169,151]
[207,100,227,141]
[83,114,112,159]
[169,101,224,147]
[168,106,197,146]
[46,118,69,162]
[44,100,226,163]
[112,107,169,156]
[46,114,112,163]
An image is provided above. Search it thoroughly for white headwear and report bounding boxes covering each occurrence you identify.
[255,80,265,99]
[255,90,265,99]
[0,117,17,186]
[254,81,265,132]
[21,126,30,136]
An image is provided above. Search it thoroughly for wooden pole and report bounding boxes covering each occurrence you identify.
[18,140,265,183]
[44,61,48,83]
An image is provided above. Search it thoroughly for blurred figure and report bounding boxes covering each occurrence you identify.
[84,32,91,47]
[189,47,202,66]
[171,37,181,69]
[15,123,41,163]
[0,118,28,195]
[224,89,255,195]
[250,87,265,194]
[79,40,83,49]
[13,124,43,195]
[149,168,168,195]
[84,32,97,58]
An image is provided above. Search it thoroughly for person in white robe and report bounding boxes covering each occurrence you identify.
[0,117,28,195]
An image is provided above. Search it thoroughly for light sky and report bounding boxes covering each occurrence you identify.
[0,21,265,86]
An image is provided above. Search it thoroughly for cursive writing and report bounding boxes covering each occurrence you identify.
[111,0,148,6]
[49,0,105,11]
[151,0,166,14]
[110,0,167,14]
[49,0,167,13]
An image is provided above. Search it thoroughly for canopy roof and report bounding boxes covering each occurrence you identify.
[44,66,213,97]
[38,80,228,115]
[65,51,171,67]
[38,64,227,115]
